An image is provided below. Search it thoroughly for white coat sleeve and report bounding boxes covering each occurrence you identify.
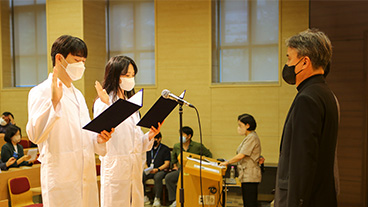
[92,132,107,156]
[26,86,62,144]
[92,98,111,156]
[141,130,154,152]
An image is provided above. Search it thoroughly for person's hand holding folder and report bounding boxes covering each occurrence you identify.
[97,128,115,143]
[148,121,164,141]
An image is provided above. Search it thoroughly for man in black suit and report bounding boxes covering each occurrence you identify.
[275,29,339,207]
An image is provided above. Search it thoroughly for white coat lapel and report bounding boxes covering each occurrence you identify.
[63,85,80,107]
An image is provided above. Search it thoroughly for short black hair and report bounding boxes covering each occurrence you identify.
[155,132,162,139]
[51,35,88,67]
[2,112,14,119]
[182,126,193,139]
[238,114,257,131]
[4,125,21,143]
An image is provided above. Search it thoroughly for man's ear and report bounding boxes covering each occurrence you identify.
[55,53,62,65]
[303,56,311,68]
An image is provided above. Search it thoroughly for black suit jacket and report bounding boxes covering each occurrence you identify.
[1,142,28,168]
[275,75,339,207]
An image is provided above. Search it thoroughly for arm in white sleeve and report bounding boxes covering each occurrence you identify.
[92,98,111,156]
[92,133,107,156]
[142,131,154,152]
[26,87,62,144]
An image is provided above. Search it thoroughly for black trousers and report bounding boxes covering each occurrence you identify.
[241,182,259,207]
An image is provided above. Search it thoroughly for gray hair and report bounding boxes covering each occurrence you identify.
[286,29,332,70]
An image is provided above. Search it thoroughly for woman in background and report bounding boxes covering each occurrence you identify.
[94,55,163,207]
[1,125,31,168]
[220,114,262,207]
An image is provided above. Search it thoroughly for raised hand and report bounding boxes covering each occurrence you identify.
[52,68,63,109]
[95,81,110,105]
[9,115,15,125]
[148,121,164,140]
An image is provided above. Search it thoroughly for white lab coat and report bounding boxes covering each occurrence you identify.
[26,74,106,207]
[94,95,154,207]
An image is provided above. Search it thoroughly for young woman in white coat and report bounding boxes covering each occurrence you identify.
[26,35,113,207]
[94,55,163,207]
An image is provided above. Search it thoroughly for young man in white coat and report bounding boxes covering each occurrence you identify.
[26,35,114,207]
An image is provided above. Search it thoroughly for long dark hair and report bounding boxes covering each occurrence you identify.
[102,55,138,103]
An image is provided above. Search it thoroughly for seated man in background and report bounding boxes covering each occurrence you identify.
[165,126,212,207]
[0,112,15,139]
[143,132,171,207]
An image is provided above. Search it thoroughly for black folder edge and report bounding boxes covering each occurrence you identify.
[137,90,186,129]
[83,89,143,133]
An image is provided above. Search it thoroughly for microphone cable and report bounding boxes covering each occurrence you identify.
[193,106,205,207]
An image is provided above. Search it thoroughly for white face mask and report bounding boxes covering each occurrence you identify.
[119,77,135,91]
[12,135,21,144]
[237,126,247,136]
[179,136,188,143]
[0,118,6,126]
[61,56,85,81]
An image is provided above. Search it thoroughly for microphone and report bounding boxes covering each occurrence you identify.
[161,89,194,108]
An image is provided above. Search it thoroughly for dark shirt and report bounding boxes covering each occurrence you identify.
[146,143,171,169]
[0,160,8,171]
[1,142,29,168]
[275,75,339,207]
[0,123,13,134]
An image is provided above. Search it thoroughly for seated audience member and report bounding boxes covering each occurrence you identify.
[0,157,16,171]
[1,125,31,168]
[143,132,171,207]
[0,112,15,139]
[165,126,212,207]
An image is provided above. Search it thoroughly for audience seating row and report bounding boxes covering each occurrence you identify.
[0,164,41,204]
[8,176,43,207]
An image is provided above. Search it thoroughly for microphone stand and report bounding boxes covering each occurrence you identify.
[178,103,184,207]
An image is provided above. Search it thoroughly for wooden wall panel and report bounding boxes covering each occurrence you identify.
[46,0,84,91]
[0,0,12,88]
[155,0,213,149]
[310,1,368,206]
[82,0,106,115]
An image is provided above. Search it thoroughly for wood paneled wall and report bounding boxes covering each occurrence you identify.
[310,1,368,206]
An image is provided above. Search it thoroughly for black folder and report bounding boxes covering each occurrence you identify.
[137,90,186,129]
[83,89,143,133]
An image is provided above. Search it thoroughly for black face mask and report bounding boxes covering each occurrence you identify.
[282,57,304,85]
[154,141,158,147]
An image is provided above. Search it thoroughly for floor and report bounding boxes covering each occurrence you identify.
[143,201,272,207]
